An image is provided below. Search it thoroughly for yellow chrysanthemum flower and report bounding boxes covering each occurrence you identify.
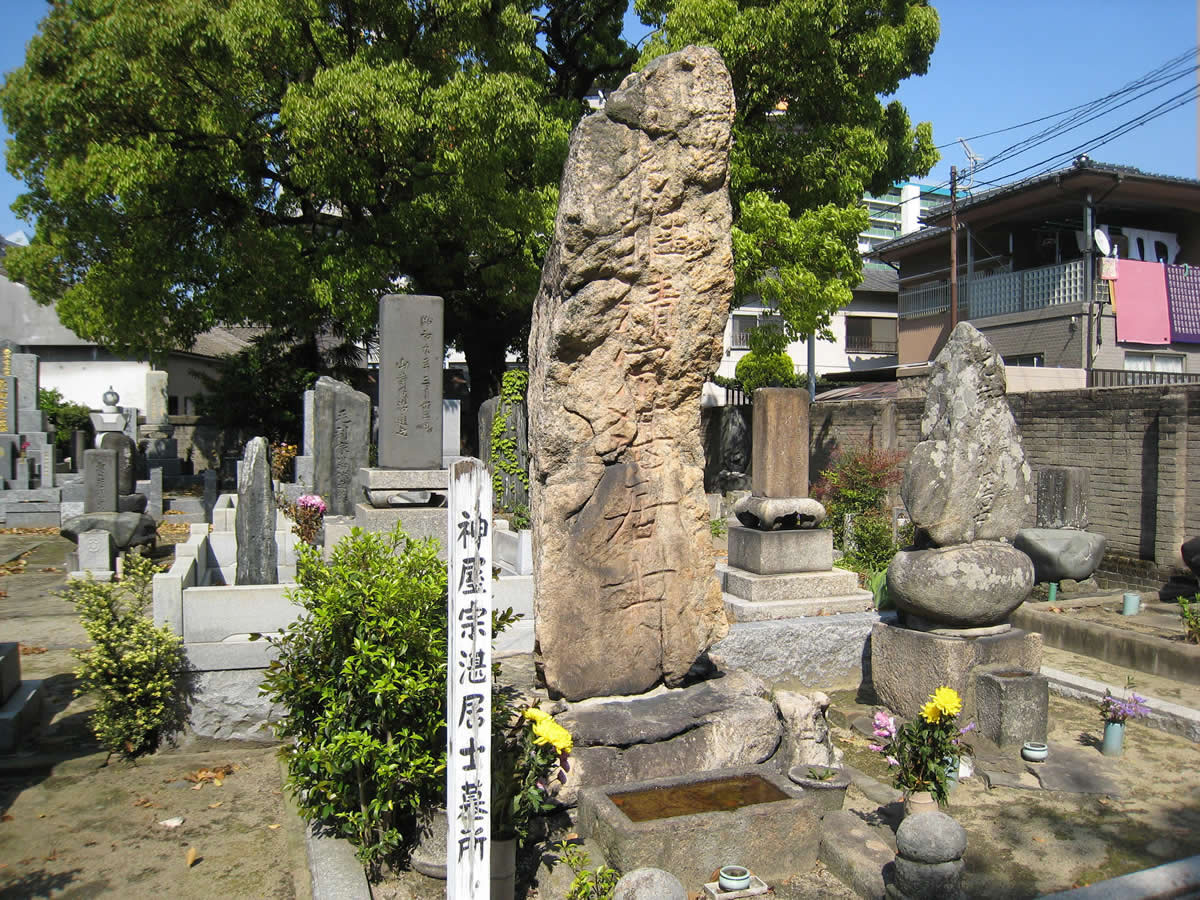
[932,686,962,718]
[531,718,573,754]
[523,707,551,724]
[920,700,942,724]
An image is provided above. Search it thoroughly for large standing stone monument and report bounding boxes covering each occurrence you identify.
[236,437,278,585]
[311,377,370,517]
[529,46,735,700]
[378,295,443,470]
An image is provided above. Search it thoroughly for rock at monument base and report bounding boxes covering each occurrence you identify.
[1182,536,1200,577]
[613,869,687,900]
[529,46,734,700]
[901,323,1032,546]
[1013,528,1106,583]
[61,512,157,549]
[553,669,781,806]
[117,493,148,515]
[887,541,1034,627]
[870,621,1043,721]
[732,495,825,530]
[775,689,842,770]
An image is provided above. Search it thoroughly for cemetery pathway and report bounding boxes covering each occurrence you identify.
[0,531,311,899]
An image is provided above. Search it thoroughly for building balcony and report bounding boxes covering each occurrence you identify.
[845,335,898,354]
[898,259,1102,321]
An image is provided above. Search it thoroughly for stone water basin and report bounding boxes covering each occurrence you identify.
[577,765,824,889]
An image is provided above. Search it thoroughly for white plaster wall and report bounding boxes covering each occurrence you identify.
[41,360,149,410]
[1006,366,1087,392]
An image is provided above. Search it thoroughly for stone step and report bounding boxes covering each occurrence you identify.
[724,591,874,622]
[718,563,863,603]
[0,679,43,753]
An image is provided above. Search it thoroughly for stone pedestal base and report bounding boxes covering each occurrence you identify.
[356,467,447,508]
[974,666,1049,747]
[728,525,832,574]
[870,621,1042,720]
[353,503,447,558]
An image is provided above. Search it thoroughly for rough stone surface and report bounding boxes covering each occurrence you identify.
[870,621,1043,720]
[892,856,965,899]
[99,431,137,495]
[775,689,843,769]
[554,669,781,805]
[1181,536,1200,577]
[732,495,825,530]
[182,669,280,742]
[820,809,896,900]
[312,376,370,517]
[1036,466,1089,530]
[751,388,810,498]
[973,666,1049,746]
[117,493,148,514]
[901,323,1032,546]
[613,868,687,900]
[528,46,734,700]
[61,512,157,549]
[888,542,1034,627]
[710,611,893,688]
[1013,528,1106,583]
[235,437,278,586]
[896,810,967,864]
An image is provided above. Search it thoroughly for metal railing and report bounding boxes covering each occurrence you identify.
[845,335,898,354]
[1087,369,1200,388]
[899,259,1088,321]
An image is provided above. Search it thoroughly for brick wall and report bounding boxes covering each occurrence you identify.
[809,384,1200,577]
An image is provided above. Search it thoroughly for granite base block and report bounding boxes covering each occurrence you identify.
[720,564,863,603]
[353,503,448,557]
[728,525,833,574]
[870,622,1043,720]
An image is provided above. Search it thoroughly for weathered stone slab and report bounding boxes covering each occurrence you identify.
[144,370,169,426]
[99,431,136,495]
[529,46,735,700]
[901,323,1032,546]
[751,388,809,498]
[888,541,1034,627]
[728,524,831,574]
[378,294,443,469]
[0,377,17,433]
[83,449,118,513]
[1036,466,1089,529]
[1013,528,1106,583]
[721,566,864,604]
[61,511,157,549]
[235,437,278,585]
[312,377,370,516]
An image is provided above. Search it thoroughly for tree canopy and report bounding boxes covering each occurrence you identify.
[3,0,937,416]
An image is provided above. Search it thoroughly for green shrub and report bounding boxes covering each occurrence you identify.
[735,350,798,395]
[557,840,620,900]
[39,387,93,460]
[490,369,530,503]
[260,525,448,865]
[812,445,905,549]
[1181,594,1200,644]
[63,551,186,760]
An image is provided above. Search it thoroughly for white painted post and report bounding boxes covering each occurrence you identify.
[446,458,493,898]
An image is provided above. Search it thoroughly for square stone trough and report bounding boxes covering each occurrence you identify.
[577,765,824,889]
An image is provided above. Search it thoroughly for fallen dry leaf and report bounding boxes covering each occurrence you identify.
[208,802,222,809]
[190,784,203,791]
[268,824,281,830]
[183,764,236,785]
[1,814,12,822]
[18,645,47,655]
[186,847,199,868]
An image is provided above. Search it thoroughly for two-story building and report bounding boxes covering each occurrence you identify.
[874,158,1200,386]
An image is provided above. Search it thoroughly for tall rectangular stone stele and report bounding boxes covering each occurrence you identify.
[10,354,38,410]
[144,370,169,424]
[312,377,370,516]
[0,376,17,434]
[302,390,315,456]
[84,449,118,513]
[751,388,810,498]
[378,294,444,469]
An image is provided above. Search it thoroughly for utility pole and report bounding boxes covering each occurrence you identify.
[949,165,959,329]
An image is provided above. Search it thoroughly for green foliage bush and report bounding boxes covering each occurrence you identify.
[734,320,798,395]
[63,551,186,760]
[39,387,93,460]
[1181,594,1200,644]
[260,525,448,865]
[813,445,906,549]
[490,369,530,503]
[557,840,620,900]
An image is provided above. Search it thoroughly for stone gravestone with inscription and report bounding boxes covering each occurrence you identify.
[379,295,444,470]
[312,377,370,517]
[235,437,278,585]
[529,47,735,701]
[0,375,17,435]
[84,449,118,514]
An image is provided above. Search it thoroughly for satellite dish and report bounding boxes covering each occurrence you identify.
[1093,229,1112,258]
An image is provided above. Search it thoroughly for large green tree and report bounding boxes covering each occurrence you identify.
[638,0,939,341]
[3,0,936,417]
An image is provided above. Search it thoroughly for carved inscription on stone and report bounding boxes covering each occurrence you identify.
[379,295,443,469]
[529,47,736,701]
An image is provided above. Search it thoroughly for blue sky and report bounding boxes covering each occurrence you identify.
[1,1,1196,239]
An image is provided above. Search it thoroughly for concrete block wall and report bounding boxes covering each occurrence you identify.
[809,383,1200,576]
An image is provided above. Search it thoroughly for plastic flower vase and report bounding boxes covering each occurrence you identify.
[1101,721,1125,757]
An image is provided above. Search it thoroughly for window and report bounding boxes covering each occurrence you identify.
[1124,352,1183,373]
[845,316,897,354]
[1004,354,1044,367]
[168,395,179,415]
[731,314,758,350]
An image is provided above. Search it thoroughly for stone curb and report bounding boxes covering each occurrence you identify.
[1036,853,1200,899]
[1042,667,1200,743]
[305,823,372,900]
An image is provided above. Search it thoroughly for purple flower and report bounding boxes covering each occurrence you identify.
[959,722,977,734]
[296,494,327,514]
[869,743,884,753]
[872,711,896,738]
[886,755,899,767]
